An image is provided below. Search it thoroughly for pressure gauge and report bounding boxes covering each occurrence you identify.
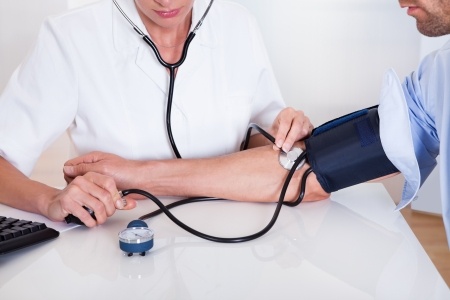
[278,147,305,171]
[119,220,154,256]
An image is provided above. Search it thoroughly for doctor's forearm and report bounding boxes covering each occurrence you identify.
[0,157,59,216]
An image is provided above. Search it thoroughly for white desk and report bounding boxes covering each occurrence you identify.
[0,183,449,299]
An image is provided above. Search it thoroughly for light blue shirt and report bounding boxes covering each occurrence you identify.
[379,40,450,247]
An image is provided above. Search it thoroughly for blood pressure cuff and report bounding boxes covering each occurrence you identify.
[305,106,398,193]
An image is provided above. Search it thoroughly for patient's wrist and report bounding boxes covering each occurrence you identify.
[284,162,330,204]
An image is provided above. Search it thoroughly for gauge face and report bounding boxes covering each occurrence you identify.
[118,227,154,244]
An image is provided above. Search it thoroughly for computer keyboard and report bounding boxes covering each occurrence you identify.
[0,216,60,255]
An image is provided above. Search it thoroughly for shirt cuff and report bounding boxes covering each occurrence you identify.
[378,69,421,210]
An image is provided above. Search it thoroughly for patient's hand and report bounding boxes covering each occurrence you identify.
[64,152,140,189]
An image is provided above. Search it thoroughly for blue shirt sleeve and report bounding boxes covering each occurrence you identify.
[401,71,439,187]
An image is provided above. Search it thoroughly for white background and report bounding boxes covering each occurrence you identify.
[0,0,447,213]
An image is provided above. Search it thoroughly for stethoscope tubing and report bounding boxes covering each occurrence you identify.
[128,125,310,244]
[114,0,313,243]
[113,0,214,158]
[122,150,307,243]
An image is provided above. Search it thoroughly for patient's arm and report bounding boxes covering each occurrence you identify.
[64,106,402,205]
[64,144,329,203]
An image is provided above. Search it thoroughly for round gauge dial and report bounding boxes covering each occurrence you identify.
[119,227,154,244]
[118,220,154,256]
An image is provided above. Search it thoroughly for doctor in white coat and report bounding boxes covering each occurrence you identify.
[0,0,317,226]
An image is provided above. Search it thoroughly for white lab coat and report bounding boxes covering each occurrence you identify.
[0,0,285,175]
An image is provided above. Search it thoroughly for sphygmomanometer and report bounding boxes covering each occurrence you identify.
[60,0,400,255]
[114,105,399,256]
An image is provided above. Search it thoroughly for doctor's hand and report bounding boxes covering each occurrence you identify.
[271,107,313,152]
[49,172,135,227]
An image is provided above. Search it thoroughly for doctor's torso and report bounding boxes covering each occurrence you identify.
[0,0,284,174]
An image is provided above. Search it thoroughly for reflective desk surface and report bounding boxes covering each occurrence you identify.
[0,183,449,300]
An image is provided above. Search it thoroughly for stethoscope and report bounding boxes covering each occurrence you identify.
[118,123,310,246]
[113,0,215,158]
[112,0,311,249]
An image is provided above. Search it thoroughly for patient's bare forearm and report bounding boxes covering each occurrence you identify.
[134,145,329,203]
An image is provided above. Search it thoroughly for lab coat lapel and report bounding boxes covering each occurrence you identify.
[112,0,218,94]
[135,46,168,93]
[112,0,141,53]
[112,0,168,93]
[175,0,218,91]
[174,40,208,90]
[135,0,218,94]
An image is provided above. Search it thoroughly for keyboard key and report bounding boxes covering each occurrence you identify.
[22,224,39,232]
[2,218,19,224]
[0,231,13,241]
[11,226,31,235]
[12,220,32,227]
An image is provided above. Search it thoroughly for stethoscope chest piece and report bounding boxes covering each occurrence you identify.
[279,147,305,171]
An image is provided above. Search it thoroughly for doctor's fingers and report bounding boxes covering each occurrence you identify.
[274,110,313,152]
[62,173,122,222]
[82,171,138,210]
[63,172,137,210]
